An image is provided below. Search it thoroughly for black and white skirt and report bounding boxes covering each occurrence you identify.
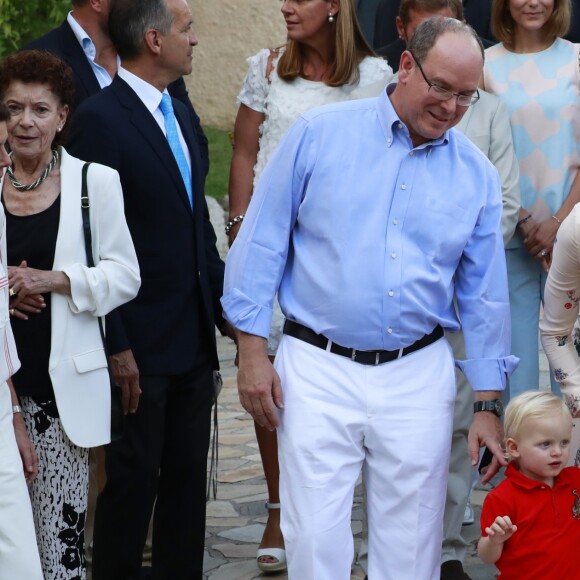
[21,397,89,580]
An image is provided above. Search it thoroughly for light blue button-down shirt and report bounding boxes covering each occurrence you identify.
[222,84,518,391]
[67,12,118,89]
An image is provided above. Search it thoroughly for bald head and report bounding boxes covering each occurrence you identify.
[408,16,483,63]
[390,18,484,147]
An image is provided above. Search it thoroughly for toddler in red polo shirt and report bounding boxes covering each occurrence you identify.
[478,391,580,579]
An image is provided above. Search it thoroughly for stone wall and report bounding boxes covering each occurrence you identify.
[187,0,286,130]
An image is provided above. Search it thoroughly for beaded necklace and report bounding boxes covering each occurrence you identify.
[7,148,59,192]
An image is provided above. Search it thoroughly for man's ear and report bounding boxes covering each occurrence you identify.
[144,28,163,56]
[396,16,406,41]
[505,438,520,459]
[397,50,414,83]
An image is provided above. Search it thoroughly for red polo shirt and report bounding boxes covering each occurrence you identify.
[480,464,580,579]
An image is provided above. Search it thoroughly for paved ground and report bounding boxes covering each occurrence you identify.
[202,333,551,579]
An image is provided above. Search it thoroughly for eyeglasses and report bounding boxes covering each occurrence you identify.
[409,51,480,107]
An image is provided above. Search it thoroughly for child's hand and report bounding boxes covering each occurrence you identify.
[484,516,517,545]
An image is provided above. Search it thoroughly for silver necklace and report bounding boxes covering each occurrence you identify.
[7,148,60,192]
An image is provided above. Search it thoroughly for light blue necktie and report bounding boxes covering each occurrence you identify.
[159,93,193,207]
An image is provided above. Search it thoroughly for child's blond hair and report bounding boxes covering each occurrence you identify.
[504,391,571,461]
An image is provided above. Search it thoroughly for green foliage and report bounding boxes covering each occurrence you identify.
[205,127,233,204]
[0,0,70,56]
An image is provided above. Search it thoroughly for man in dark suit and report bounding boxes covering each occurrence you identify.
[24,0,115,110]
[67,0,226,577]
[24,0,209,176]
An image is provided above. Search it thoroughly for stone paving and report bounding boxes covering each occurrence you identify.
[202,331,551,580]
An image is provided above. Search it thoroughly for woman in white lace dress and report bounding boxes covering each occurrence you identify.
[227,0,392,572]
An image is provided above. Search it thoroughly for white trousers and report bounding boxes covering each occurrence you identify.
[276,335,456,580]
[0,384,43,580]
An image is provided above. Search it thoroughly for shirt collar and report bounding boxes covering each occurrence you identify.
[67,12,121,70]
[377,82,449,151]
[117,67,168,117]
[67,12,96,59]
[505,463,566,490]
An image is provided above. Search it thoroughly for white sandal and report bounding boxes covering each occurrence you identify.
[256,502,287,572]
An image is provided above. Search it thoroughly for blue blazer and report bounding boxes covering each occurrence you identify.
[67,76,224,374]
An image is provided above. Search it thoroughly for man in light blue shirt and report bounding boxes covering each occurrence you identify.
[223,17,517,580]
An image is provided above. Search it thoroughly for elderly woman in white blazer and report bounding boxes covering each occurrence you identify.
[0,50,140,579]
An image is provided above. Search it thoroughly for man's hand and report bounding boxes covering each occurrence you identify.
[468,410,506,484]
[13,413,38,485]
[237,331,283,430]
[109,349,141,414]
[484,516,517,545]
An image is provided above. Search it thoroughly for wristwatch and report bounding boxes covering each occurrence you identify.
[473,399,503,417]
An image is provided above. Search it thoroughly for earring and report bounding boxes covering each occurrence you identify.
[328,12,335,23]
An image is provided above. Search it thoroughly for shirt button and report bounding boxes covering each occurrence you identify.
[393,219,398,225]
[388,291,394,297]
[401,184,407,190]
[391,252,397,259]
[397,123,402,129]
[387,327,393,334]
[387,137,392,144]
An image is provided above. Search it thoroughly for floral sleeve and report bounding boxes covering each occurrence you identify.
[236,48,270,113]
[540,204,580,415]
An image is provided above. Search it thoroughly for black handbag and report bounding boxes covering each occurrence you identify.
[80,162,125,442]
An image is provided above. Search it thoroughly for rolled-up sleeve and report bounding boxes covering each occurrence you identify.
[455,167,519,390]
[221,117,310,336]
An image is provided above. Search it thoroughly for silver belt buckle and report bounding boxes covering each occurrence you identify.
[351,349,357,362]
[397,347,404,359]
[374,352,380,366]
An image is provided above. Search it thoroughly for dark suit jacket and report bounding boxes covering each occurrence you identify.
[24,19,209,176]
[356,0,383,47]
[376,38,405,72]
[67,76,224,374]
[567,0,580,42]
[373,0,400,50]
[463,0,494,43]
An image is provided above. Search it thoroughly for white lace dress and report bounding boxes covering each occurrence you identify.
[237,48,393,352]
[239,48,393,188]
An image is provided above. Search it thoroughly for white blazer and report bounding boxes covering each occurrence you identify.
[6,148,141,448]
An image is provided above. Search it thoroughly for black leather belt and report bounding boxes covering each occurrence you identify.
[283,320,443,366]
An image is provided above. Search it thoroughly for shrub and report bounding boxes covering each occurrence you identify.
[0,0,69,56]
